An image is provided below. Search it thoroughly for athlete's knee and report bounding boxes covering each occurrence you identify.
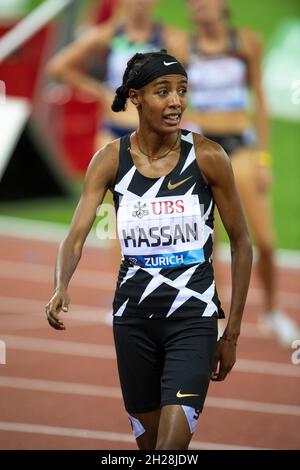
[128,414,157,450]
[156,406,201,450]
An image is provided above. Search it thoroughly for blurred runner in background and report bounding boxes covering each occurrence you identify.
[184,0,299,346]
[46,0,187,150]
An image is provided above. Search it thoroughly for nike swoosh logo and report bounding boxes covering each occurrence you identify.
[176,390,200,398]
[167,175,193,190]
[164,61,177,66]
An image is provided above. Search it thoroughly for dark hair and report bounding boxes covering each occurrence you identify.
[111,49,168,113]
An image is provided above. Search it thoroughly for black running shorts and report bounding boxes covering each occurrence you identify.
[113,316,218,414]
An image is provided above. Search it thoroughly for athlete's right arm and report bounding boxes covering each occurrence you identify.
[45,21,115,107]
[45,140,119,330]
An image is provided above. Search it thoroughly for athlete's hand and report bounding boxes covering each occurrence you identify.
[256,165,273,193]
[211,338,237,381]
[45,289,70,330]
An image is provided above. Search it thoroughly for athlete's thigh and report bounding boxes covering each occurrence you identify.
[156,404,192,450]
[231,149,275,248]
[113,319,163,449]
[160,317,217,413]
[129,409,161,450]
[113,319,162,415]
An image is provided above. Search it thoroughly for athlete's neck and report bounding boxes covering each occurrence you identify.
[134,128,180,159]
[198,20,228,40]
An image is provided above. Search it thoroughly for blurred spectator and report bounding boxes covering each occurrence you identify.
[184,0,300,346]
[46,0,187,151]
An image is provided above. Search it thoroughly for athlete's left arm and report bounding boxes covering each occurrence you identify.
[196,136,253,381]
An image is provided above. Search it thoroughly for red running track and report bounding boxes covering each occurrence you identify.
[0,235,299,450]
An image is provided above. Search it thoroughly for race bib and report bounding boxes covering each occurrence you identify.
[117,195,206,268]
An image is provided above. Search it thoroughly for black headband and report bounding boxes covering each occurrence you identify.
[131,53,187,90]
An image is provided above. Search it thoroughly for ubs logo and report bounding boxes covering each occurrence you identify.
[151,199,184,215]
[132,202,149,219]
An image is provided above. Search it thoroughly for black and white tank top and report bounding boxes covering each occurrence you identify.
[112,130,224,319]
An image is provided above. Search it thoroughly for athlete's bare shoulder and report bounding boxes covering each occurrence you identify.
[85,138,120,190]
[192,133,231,186]
[100,136,120,155]
[193,133,227,162]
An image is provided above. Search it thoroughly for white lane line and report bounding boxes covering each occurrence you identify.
[1,215,300,270]
[222,287,300,309]
[0,421,266,450]
[0,421,133,444]
[218,243,300,271]
[205,397,300,417]
[0,217,104,248]
[0,376,121,398]
[0,260,115,290]
[1,259,300,309]
[235,359,300,377]
[1,334,299,378]
[0,296,109,323]
[0,376,299,417]
[0,297,112,330]
[1,334,116,359]
[0,295,291,340]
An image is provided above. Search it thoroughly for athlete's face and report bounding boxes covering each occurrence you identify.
[131,74,188,134]
[188,0,226,24]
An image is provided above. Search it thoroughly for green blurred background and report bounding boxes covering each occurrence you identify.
[0,0,299,250]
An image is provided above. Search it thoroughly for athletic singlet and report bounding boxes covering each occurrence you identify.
[187,30,248,111]
[112,130,224,320]
[105,24,163,91]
